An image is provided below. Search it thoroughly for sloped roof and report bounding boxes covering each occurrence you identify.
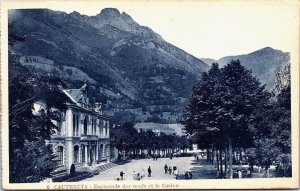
[61,84,87,105]
[64,89,83,103]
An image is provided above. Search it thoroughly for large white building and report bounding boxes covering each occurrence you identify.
[47,84,115,172]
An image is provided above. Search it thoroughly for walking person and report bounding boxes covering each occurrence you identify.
[141,169,145,179]
[266,168,270,178]
[173,166,177,174]
[120,171,125,180]
[168,166,172,174]
[185,171,189,179]
[148,166,152,177]
[174,169,179,179]
[246,168,251,178]
[238,170,242,179]
[136,172,141,180]
[133,171,137,180]
[258,166,261,173]
[164,164,168,174]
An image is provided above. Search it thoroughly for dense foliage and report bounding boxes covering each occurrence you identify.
[9,34,68,182]
[246,85,291,172]
[110,122,190,159]
[183,60,291,178]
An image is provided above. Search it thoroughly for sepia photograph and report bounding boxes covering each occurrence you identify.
[1,0,299,190]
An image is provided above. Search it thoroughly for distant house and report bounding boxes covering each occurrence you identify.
[39,84,116,172]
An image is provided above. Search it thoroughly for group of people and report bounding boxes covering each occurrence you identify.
[236,167,252,179]
[152,154,159,161]
[119,166,152,181]
[184,171,193,179]
[132,169,145,180]
[164,164,179,179]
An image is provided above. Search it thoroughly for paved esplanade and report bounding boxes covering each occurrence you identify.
[83,157,194,181]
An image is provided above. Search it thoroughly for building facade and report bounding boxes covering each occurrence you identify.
[48,84,112,172]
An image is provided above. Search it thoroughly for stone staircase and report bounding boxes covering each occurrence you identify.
[51,165,67,181]
[51,162,117,181]
[97,162,118,173]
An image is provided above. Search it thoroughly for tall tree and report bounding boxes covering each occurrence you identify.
[245,85,291,175]
[184,60,271,178]
[220,60,271,178]
[184,63,223,150]
[111,122,139,158]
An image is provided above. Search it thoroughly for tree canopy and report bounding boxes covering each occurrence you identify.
[9,34,68,182]
[110,122,190,159]
[183,60,278,178]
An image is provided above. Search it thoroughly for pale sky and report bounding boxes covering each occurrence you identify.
[5,0,300,59]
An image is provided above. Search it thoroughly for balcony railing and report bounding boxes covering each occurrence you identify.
[80,135,98,141]
[50,135,65,140]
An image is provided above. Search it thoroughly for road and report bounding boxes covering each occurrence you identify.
[82,156,195,181]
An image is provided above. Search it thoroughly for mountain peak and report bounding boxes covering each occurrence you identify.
[262,46,273,50]
[98,8,121,17]
[121,12,132,20]
[87,8,163,40]
[201,47,290,90]
[10,8,210,124]
[70,11,82,17]
[260,46,276,52]
[250,46,285,57]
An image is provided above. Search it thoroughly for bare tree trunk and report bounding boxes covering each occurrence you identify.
[228,139,233,179]
[211,148,214,164]
[225,147,228,172]
[207,148,210,161]
[216,149,219,171]
[239,148,243,164]
[220,149,223,178]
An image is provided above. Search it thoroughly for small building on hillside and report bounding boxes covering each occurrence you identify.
[45,84,116,172]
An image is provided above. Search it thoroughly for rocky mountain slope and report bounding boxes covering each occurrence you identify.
[201,47,290,90]
[9,8,208,124]
[273,62,290,95]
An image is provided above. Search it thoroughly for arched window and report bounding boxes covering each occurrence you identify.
[104,121,108,137]
[91,118,94,135]
[104,145,108,157]
[84,116,88,135]
[73,114,76,136]
[81,145,85,162]
[57,121,62,136]
[57,146,64,165]
[90,146,95,163]
[74,145,79,163]
[99,120,103,136]
[76,115,79,135]
[99,144,104,158]
[103,121,106,137]
[94,119,97,135]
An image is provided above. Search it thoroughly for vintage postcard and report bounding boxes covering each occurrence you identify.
[1,0,299,190]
